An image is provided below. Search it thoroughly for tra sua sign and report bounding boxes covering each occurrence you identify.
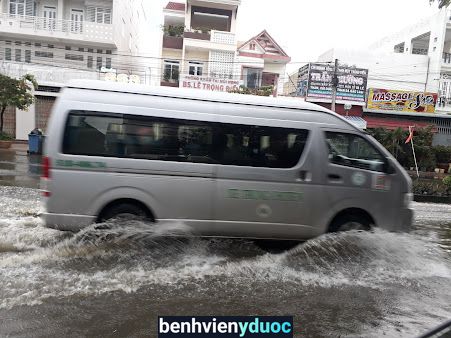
[367,89,438,113]
[180,75,240,92]
[296,63,368,106]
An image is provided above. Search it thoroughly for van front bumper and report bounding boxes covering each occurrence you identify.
[397,207,414,232]
[42,212,96,232]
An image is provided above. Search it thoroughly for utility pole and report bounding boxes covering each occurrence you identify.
[331,58,339,112]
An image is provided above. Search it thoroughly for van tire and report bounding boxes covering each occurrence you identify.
[98,202,152,223]
[329,213,372,233]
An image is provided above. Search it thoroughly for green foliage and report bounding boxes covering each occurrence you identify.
[443,176,451,192]
[0,73,38,133]
[433,145,451,164]
[0,132,13,141]
[413,178,450,196]
[229,85,274,97]
[162,25,185,37]
[368,126,439,171]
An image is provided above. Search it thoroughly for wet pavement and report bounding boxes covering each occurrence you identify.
[0,147,450,337]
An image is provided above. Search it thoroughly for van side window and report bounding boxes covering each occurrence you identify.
[62,111,309,168]
[216,124,309,168]
[63,111,215,163]
[325,132,386,172]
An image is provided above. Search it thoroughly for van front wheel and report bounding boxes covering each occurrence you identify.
[98,202,151,223]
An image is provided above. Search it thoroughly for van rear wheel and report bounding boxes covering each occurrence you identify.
[329,214,371,233]
[98,203,151,223]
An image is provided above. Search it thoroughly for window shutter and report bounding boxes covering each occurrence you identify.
[86,6,95,22]
[25,0,34,16]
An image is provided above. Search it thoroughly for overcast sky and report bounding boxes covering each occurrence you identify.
[150,0,440,72]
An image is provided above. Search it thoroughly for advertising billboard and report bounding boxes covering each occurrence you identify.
[367,89,438,113]
[296,63,368,106]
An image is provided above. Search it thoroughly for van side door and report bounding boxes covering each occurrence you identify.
[212,118,324,240]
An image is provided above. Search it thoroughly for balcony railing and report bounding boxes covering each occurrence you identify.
[211,30,235,45]
[0,13,114,44]
[184,29,235,45]
[443,52,451,64]
[163,35,183,49]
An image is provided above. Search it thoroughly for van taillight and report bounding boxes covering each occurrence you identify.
[41,156,50,197]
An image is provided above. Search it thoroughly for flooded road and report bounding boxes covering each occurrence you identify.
[0,184,450,337]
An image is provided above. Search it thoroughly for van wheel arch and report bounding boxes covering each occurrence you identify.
[328,208,375,233]
[97,198,155,223]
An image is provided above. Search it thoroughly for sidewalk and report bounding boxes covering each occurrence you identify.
[0,142,41,189]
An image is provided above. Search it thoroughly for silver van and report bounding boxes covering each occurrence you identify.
[42,80,413,239]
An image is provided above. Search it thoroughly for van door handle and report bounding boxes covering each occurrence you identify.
[296,170,312,182]
[328,173,342,181]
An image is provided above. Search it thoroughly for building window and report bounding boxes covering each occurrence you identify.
[65,46,71,50]
[189,62,203,76]
[15,49,21,62]
[9,0,25,16]
[434,37,438,42]
[48,44,54,49]
[6,41,11,45]
[243,67,262,89]
[106,50,112,55]
[35,42,41,47]
[249,42,256,50]
[97,49,103,54]
[163,60,180,82]
[78,47,84,52]
[5,48,12,61]
[106,57,112,68]
[97,56,102,69]
[95,7,112,24]
[35,51,53,58]
[65,54,84,61]
[15,41,21,46]
[87,55,93,68]
[25,50,31,63]
[88,48,93,53]
[25,42,31,47]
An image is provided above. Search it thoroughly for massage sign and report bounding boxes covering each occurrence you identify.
[367,89,438,113]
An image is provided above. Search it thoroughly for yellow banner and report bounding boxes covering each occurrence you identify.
[367,89,438,113]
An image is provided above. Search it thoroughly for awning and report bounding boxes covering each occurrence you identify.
[343,116,367,130]
[364,116,434,131]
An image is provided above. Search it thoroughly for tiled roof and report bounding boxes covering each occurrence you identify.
[165,2,185,11]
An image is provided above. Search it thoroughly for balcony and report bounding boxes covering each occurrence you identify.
[183,29,236,51]
[0,14,115,47]
[0,61,98,86]
[163,35,183,49]
[189,0,241,6]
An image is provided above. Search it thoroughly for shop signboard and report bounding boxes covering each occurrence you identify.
[180,75,240,92]
[367,88,438,113]
[296,63,368,106]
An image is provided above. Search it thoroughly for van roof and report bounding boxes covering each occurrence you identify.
[67,80,332,114]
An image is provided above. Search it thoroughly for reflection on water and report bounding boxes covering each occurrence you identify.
[0,149,41,188]
[0,187,450,337]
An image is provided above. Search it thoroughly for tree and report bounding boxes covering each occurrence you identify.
[430,0,450,8]
[0,74,38,135]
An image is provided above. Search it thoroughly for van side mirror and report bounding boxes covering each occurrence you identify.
[384,159,396,174]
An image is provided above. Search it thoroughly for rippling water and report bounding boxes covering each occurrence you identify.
[0,186,450,337]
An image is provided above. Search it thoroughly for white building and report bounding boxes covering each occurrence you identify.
[160,1,290,96]
[370,7,450,114]
[0,0,152,139]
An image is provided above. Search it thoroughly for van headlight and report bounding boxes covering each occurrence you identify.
[403,193,413,208]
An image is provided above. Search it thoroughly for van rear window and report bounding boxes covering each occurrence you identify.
[62,111,309,168]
